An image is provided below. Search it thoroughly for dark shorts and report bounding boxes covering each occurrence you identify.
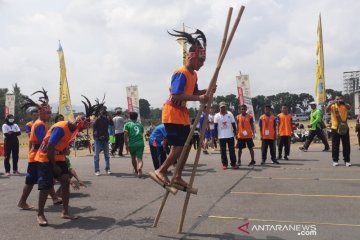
[25,162,38,185]
[164,123,190,147]
[237,138,255,149]
[37,161,69,190]
[205,130,211,140]
[37,162,54,190]
[53,161,69,179]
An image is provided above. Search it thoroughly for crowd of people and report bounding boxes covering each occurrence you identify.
[1,26,360,228]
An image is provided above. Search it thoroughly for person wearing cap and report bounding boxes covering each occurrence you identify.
[214,102,237,169]
[299,102,329,152]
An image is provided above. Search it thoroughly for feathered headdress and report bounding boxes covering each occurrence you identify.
[21,88,50,113]
[168,28,207,60]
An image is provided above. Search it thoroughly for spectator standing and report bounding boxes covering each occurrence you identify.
[326,95,352,166]
[236,105,255,166]
[93,109,112,175]
[276,104,293,160]
[214,102,237,169]
[208,106,217,149]
[111,110,125,157]
[259,105,279,164]
[2,114,21,176]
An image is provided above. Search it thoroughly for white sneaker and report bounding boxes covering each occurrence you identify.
[345,162,352,167]
[95,171,100,176]
[332,162,339,167]
[106,170,112,175]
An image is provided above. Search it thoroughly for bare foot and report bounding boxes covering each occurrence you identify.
[137,168,142,178]
[154,170,170,185]
[61,213,79,220]
[173,178,189,188]
[37,215,48,226]
[18,202,34,210]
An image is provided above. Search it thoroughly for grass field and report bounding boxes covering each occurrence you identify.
[0,120,359,160]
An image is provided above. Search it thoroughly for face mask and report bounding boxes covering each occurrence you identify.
[8,119,14,123]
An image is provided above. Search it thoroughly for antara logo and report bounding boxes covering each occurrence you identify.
[238,222,250,234]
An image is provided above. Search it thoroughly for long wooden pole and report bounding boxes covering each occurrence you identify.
[177,5,245,233]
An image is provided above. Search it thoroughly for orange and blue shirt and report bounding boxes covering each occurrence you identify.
[25,121,34,135]
[236,114,254,139]
[149,124,167,147]
[259,114,276,140]
[276,113,293,136]
[35,121,74,163]
[162,66,199,125]
[28,120,47,163]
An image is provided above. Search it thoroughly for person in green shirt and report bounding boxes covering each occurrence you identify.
[124,112,145,178]
[299,102,330,152]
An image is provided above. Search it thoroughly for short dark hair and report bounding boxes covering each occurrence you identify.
[30,108,39,114]
[264,105,271,109]
[116,110,122,115]
[240,104,247,109]
[129,112,138,121]
[281,103,288,107]
[54,114,64,123]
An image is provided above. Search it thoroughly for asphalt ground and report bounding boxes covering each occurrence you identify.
[1,141,360,240]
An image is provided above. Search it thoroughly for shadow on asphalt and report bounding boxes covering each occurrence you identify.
[115,217,154,229]
[70,192,91,198]
[45,205,96,214]
[50,215,116,230]
[159,233,287,240]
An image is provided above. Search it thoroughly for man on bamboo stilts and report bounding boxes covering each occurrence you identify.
[154,29,210,187]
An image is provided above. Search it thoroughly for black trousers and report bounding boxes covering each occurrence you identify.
[111,133,124,155]
[304,128,329,150]
[192,134,200,150]
[150,145,167,170]
[332,129,350,162]
[261,139,276,161]
[219,138,237,166]
[278,136,291,157]
[4,139,19,173]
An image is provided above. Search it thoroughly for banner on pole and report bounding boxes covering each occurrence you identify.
[315,14,326,106]
[126,85,140,118]
[57,42,74,121]
[236,74,255,118]
[4,94,15,117]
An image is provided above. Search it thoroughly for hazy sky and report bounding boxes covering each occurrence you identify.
[1,0,359,109]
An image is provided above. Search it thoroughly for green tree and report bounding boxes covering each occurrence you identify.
[297,93,314,113]
[150,108,162,122]
[251,95,266,118]
[0,88,9,125]
[139,98,151,119]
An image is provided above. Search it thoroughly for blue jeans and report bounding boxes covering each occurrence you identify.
[94,140,110,172]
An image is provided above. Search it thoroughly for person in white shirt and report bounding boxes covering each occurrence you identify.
[2,114,21,176]
[208,106,217,149]
[111,110,125,157]
[214,102,238,169]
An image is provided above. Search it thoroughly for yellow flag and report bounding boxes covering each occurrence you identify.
[315,14,326,105]
[57,42,74,121]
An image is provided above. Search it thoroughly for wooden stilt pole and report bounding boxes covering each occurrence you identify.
[177,6,245,233]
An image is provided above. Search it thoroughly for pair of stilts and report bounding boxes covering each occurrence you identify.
[149,5,246,233]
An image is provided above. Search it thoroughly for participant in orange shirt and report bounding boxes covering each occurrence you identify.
[154,29,210,188]
[259,105,279,165]
[276,104,293,160]
[236,105,255,166]
[34,96,94,226]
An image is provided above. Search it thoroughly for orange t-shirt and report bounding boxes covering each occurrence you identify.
[236,114,253,139]
[28,119,47,163]
[259,114,276,140]
[277,113,293,136]
[162,66,198,125]
[35,121,73,163]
